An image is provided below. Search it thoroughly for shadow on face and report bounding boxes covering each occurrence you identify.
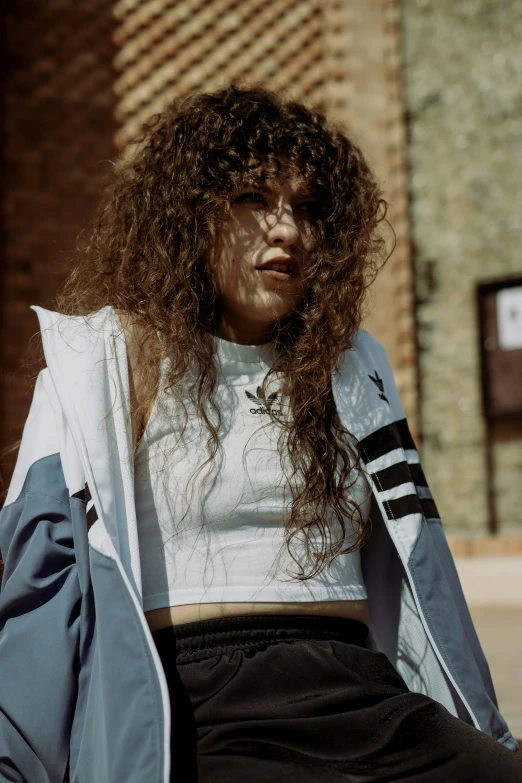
[213,176,317,345]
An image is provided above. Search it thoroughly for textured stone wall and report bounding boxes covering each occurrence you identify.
[401,0,522,532]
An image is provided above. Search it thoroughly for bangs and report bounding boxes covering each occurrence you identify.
[235,152,334,224]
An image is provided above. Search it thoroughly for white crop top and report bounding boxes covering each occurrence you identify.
[134,338,371,613]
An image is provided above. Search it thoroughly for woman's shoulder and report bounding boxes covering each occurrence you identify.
[27,307,121,387]
[335,328,402,406]
[351,328,391,369]
[347,328,404,417]
[32,304,115,330]
[31,304,147,357]
[31,305,120,359]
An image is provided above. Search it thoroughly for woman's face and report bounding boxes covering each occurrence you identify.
[213,176,316,345]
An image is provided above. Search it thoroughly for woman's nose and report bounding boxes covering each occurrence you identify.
[266,210,300,247]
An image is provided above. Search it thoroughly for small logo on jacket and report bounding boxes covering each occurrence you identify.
[245,387,281,415]
[368,370,389,404]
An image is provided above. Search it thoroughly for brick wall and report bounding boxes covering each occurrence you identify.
[0,1,118,490]
[401,0,522,533]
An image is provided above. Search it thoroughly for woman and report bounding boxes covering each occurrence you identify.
[0,85,519,783]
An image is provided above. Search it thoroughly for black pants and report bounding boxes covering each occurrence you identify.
[151,614,521,782]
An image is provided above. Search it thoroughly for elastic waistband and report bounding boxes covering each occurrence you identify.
[152,614,369,663]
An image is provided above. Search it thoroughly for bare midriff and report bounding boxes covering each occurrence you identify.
[145,599,369,632]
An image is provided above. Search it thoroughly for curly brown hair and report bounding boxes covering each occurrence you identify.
[56,83,394,580]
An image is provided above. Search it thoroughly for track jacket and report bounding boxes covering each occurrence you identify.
[0,305,518,783]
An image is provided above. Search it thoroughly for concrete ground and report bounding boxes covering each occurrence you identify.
[455,557,522,743]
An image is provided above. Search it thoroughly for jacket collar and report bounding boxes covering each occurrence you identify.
[33,305,143,598]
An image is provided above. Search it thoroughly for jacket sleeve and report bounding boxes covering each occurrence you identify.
[359,332,508,728]
[406,448,501,706]
[388,343,513,726]
[0,370,82,783]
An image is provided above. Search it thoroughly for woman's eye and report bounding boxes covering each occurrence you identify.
[295,202,316,216]
[234,191,268,207]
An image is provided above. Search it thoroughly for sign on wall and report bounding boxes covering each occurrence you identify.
[477,277,522,418]
[496,286,522,351]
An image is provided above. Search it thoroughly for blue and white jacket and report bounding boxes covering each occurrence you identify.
[0,306,517,783]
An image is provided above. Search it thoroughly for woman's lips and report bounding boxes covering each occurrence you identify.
[257,258,298,283]
[259,268,297,282]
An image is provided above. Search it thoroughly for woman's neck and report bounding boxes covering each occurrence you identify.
[214,317,272,346]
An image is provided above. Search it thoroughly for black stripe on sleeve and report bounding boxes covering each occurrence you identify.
[71,483,93,506]
[420,498,440,520]
[395,418,417,451]
[408,463,441,518]
[359,418,420,465]
[86,505,98,531]
[71,484,98,530]
[359,422,402,463]
[409,463,428,488]
[385,493,423,520]
[371,461,412,492]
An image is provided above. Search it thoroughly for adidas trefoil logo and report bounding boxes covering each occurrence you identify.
[245,386,281,415]
[368,370,389,404]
